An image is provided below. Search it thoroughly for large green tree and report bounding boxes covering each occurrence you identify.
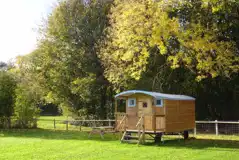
[99,0,239,120]
[100,0,239,87]
[0,70,16,118]
[0,64,16,128]
[10,55,43,128]
[33,0,114,119]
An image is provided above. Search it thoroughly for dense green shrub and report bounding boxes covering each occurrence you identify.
[0,71,16,128]
[13,84,40,128]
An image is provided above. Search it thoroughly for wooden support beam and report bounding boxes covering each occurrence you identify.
[115,99,118,127]
[142,115,145,144]
[114,99,118,113]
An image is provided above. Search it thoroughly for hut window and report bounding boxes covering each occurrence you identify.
[156,99,163,107]
[128,98,136,107]
[143,102,147,108]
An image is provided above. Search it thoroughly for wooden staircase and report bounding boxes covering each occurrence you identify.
[120,115,145,145]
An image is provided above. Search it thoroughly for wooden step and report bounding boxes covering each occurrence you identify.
[120,131,127,142]
[126,129,163,134]
[121,139,139,144]
[124,135,139,139]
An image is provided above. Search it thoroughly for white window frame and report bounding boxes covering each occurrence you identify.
[128,98,136,107]
[156,99,163,107]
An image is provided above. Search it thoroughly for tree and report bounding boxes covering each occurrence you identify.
[0,71,16,117]
[31,0,114,119]
[100,0,239,88]
[99,0,239,120]
[0,69,16,128]
[11,56,43,128]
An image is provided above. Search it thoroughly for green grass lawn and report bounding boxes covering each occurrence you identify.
[0,116,239,160]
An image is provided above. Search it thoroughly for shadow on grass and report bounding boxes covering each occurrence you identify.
[1,129,239,150]
[144,137,239,150]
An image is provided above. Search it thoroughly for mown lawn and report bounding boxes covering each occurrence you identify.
[0,117,239,160]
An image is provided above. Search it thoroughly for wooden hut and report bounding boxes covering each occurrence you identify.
[114,90,195,144]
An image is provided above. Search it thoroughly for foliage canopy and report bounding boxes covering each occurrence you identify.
[1,0,238,121]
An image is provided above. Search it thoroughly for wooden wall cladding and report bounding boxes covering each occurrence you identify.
[144,116,154,130]
[126,94,154,116]
[154,106,165,115]
[155,116,165,130]
[164,100,179,106]
[127,115,138,130]
[165,100,195,132]
[137,95,153,115]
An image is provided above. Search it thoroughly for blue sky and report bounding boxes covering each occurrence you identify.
[0,0,57,62]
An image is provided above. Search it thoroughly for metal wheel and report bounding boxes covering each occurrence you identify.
[154,133,162,143]
[183,131,189,140]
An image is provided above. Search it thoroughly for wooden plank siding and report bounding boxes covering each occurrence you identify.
[155,116,165,131]
[144,115,154,130]
[137,95,153,115]
[165,100,195,132]
[152,101,166,131]
[126,115,138,130]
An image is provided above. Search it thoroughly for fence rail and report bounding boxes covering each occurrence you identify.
[196,120,239,124]
[195,120,239,136]
[11,118,239,136]
[37,118,116,131]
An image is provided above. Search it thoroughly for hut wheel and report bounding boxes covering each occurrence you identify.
[154,133,162,143]
[183,131,189,140]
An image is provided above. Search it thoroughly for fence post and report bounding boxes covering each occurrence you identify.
[54,119,56,129]
[66,120,68,131]
[33,118,37,128]
[79,122,82,131]
[215,120,218,136]
[7,117,11,129]
[194,127,197,136]
[108,119,111,126]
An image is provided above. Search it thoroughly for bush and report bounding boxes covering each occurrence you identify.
[14,84,40,128]
[0,71,16,128]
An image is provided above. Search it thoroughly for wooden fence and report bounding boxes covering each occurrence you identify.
[48,119,116,131]
[40,119,239,136]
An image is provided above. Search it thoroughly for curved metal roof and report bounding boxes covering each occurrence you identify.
[115,90,195,100]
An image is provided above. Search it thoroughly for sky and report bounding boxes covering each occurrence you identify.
[0,0,57,62]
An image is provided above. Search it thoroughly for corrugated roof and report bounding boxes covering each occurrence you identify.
[115,90,195,100]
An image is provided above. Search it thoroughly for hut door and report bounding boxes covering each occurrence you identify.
[138,100,150,117]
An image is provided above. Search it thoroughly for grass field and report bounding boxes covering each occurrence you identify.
[0,116,239,160]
